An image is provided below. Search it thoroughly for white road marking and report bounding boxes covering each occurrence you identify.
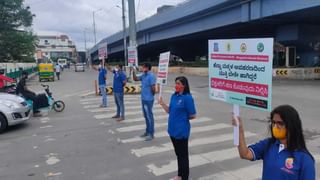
[45,154,60,165]
[94,109,164,119]
[33,146,38,149]
[121,123,231,143]
[40,125,53,129]
[46,172,62,177]
[132,131,256,157]
[122,115,168,124]
[108,130,115,134]
[34,165,40,168]
[148,148,240,176]
[41,120,49,124]
[44,138,56,142]
[88,104,162,113]
[118,117,211,133]
[40,117,50,121]
[84,101,136,109]
[199,163,263,180]
[63,90,92,98]
[79,91,95,97]
[80,96,139,102]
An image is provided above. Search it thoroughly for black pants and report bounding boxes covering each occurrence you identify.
[22,90,38,112]
[170,137,189,180]
[56,72,60,80]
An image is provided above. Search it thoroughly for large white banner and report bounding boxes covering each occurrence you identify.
[208,38,273,111]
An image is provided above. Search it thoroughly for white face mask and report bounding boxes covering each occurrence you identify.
[114,68,119,72]
[98,65,102,69]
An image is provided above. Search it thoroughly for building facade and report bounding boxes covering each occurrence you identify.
[36,35,77,63]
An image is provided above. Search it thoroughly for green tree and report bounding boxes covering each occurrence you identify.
[0,0,36,62]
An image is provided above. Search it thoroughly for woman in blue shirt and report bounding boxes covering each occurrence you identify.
[159,76,196,180]
[233,105,315,180]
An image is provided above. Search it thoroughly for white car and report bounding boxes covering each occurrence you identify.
[75,63,85,72]
[0,93,32,133]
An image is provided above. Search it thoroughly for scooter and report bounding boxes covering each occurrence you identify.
[39,84,65,112]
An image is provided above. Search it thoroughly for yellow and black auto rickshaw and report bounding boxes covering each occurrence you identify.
[38,63,54,82]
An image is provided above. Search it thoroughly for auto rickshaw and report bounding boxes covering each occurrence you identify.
[38,63,54,82]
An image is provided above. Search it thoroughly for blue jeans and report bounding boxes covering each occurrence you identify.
[99,85,107,106]
[142,100,154,136]
[114,92,125,117]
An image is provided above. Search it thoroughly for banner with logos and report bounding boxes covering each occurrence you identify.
[208,38,273,111]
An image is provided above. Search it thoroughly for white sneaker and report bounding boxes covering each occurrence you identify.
[169,176,181,180]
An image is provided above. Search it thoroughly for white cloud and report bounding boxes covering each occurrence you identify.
[25,0,186,51]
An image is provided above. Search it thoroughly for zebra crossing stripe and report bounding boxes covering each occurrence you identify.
[122,115,168,124]
[84,101,137,109]
[117,117,212,133]
[121,123,231,143]
[131,131,256,157]
[198,163,263,180]
[147,147,240,176]
[87,104,162,113]
[80,96,139,102]
[94,109,164,119]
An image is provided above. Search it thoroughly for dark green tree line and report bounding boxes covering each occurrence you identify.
[0,0,36,62]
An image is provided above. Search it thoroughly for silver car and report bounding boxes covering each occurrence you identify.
[0,93,32,133]
[75,63,85,72]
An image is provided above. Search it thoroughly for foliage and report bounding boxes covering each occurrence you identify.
[0,0,36,62]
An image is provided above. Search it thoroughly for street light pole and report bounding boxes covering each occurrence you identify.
[92,11,97,45]
[122,0,128,66]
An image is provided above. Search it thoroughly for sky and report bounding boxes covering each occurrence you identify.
[24,0,187,51]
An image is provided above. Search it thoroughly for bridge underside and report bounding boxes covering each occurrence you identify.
[97,5,320,67]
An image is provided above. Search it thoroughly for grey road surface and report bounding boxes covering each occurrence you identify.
[0,67,319,180]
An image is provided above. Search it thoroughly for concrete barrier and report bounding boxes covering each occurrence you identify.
[151,66,208,76]
[273,68,320,80]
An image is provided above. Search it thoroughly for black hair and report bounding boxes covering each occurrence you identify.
[142,63,152,70]
[269,105,314,160]
[22,71,28,79]
[175,76,190,94]
[117,64,123,69]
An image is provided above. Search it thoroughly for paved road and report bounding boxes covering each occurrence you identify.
[0,67,319,180]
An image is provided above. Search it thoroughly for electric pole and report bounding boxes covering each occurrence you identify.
[128,0,137,47]
[122,0,128,66]
[92,11,97,45]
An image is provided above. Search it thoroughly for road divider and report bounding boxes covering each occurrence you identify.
[95,80,141,95]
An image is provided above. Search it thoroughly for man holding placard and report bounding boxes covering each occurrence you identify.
[132,63,156,141]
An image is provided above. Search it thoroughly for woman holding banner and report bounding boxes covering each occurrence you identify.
[233,105,315,180]
[159,76,196,180]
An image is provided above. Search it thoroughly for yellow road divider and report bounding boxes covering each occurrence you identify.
[94,80,141,95]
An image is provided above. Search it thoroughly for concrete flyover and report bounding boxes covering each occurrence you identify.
[90,0,320,69]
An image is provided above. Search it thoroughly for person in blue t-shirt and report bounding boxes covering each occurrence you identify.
[159,76,196,180]
[233,105,315,180]
[93,59,108,107]
[132,63,156,141]
[111,64,127,122]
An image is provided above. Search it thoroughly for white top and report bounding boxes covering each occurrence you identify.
[55,65,61,72]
